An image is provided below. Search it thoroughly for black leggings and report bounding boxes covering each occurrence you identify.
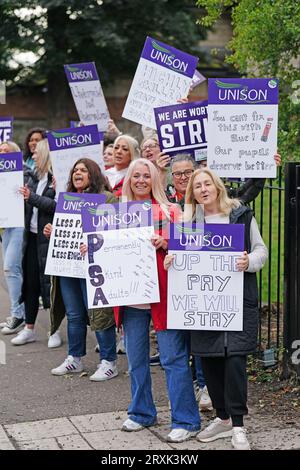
[23,233,41,325]
[201,355,248,427]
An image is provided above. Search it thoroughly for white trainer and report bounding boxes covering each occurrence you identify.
[199,386,213,411]
[231,427,251,450]
[167,428,198,443]
[11,327,36,345]
[122,418,144,432]
[197,417,233,442]
[51,355,83,376]
[48,331,62,348]
[89,360,118,381]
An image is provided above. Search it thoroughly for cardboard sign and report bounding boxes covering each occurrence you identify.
[47,125,104,196]
[0,152,24,228]
[207,78,279,178]
[167,223,244,331]
[155,100,207,161]
[82,201,160,309]
[64,62,110,132]
[122,37,198,129]
[45,192,106,278]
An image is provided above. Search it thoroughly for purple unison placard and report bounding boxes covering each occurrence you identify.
[47,124,100,151]
[0,116,13,143]
[141,37,198,78]
[82,201,153,233]
[190,70,206,90]
[154,100,207,160]
[169,223,245,252]
[64,63,99,83]
[56,192,107,214]
[0,151,23,172]
[208,78,279,105]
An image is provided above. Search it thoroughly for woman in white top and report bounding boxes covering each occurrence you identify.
[105,135,140,197]
[165,168,268,450]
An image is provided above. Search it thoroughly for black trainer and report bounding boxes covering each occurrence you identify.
[1,317,25,335]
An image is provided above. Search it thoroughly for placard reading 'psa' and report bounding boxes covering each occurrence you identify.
[47,125,103,196]
[122,37,198,129]
[207,78,278,178]
[82,201,160,309]
[0,152,24,228]
[45,192,106,278]
[167,223,244,331]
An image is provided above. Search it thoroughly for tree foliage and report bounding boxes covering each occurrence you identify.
[196,0,300,160]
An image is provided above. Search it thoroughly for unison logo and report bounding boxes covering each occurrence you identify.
[0,158,17,171]
[66,65,93,81]
[215,80,270,104]
[51,131,92,148]
[150,40,188,75]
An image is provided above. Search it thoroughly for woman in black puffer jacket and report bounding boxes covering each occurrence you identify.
[12,138,56,346]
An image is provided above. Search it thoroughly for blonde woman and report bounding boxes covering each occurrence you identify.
[11,139,56,345]
[165,168,268,450]
[114,158,200,443]
[105,135,140,197]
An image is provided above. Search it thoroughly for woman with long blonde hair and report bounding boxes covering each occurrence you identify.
[115,158,201,443]
[165,167,268,450]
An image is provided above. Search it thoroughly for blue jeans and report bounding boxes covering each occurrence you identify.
[194,356,206,388]
[60,277,116,361]
[1,228,25,319]
[123,306,200,430]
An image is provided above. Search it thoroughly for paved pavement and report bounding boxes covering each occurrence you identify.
[0,252,299,451]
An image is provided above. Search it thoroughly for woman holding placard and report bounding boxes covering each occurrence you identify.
[11,139,56,346]
[164,168,268,450]
[50,158,118,381]
[115,158,200,443]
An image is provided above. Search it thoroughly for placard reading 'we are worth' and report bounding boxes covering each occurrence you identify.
[207,78,278,178]
[122,37,198,129]
[154,100,207,161]
[167,223,244,331]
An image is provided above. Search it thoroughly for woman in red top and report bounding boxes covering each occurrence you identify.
[115,158,200,443]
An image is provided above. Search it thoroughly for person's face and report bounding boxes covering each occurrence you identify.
[171,161,194,195]
[0,143,10,153]
[198,159,207,168]
[130,163,152,200]
[193,172,218,209]
[113,138,132,170]
[72,163,90,193]
[141,139,160,163]
[103,146,114,167]
[28,132,43,154]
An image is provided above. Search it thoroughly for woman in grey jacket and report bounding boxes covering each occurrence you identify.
[164,168,268,450]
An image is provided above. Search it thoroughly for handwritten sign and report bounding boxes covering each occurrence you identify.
[82,201,160,309]
[0,152,24,228]
[207,78,278,178]
[122,37,198,129]
[154,100,207,161]
[167,223,244,331]
[45,192,106,278]
[47,125,104,196]
[64,62,110,132]
[0,116,13,143]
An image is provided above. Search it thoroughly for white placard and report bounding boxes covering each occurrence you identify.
[0,152,24,228]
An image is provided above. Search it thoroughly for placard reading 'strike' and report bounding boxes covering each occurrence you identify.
[167,223,244,331]
[207,78,278,178]
[82,201,160,309]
